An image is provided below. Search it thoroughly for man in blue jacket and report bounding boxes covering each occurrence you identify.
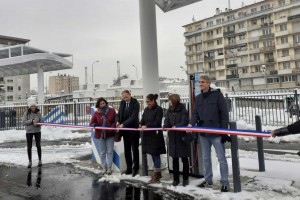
[188,75,229,192]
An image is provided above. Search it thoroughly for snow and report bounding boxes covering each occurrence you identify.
[0,122,300,199]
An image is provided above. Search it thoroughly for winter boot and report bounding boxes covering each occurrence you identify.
[27,161,32,168]
[38,160,42,167]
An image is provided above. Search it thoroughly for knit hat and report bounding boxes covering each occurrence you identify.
[28,102,37,108]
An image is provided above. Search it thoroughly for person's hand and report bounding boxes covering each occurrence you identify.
[118,124,124,128]
[187,124,193,133]
[116,122,120,127]
[140,125,147,131]
[33,120,38,126]
[271,130,276,138]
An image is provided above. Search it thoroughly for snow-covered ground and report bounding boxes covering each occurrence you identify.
[0,121,299,199]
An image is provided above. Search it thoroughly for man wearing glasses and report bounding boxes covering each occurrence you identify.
[188,75,230,192]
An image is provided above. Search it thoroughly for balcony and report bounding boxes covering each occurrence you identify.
[216,75,226,80]
[225,53,237,59]
[235,27,247,34]
[248,36,260,42]
[260,33,275,40]
[260,45,275,52]
[216,65,225,70]
[238,62,249,67]
[278,68,293,74]
[187,60,194,65]
[214,54,224,60]
[237,50,248,56]
[275,30,290,37]
[223,30,236,37]
[204,56,214,61]
[185,51,194,56]
[184,41,193,46]
[277,42,292,49]
[274,16,287,24]
[292,68,300,73]
[247,24,261,32]
[277,55,294,62]
[226,74,239,79]
[248,48,260,54]
[261,22,274,27]
[236,39,248,44]
[270,70,278,75]
[206,46,216,51]
[194,39,202,44]
[288,14,300,21]
[265,58,275,63]
[226,63,237,68]
[249,60,261,65]
[215,33,223,38]
[295,54,300,60]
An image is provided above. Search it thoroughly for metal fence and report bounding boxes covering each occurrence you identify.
[0,92,298,130]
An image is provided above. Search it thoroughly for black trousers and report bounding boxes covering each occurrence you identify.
[26,132,42,161]
[172,157,189,181]
[123,131,140,172]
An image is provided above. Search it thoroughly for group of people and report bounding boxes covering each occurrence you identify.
[22,75,300,193]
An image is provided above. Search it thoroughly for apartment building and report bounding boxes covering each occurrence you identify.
[183,0,300,91]
[0,35,30,103]
[48,74,79,95]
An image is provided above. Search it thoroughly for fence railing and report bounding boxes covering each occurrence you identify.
[0,92,298,130]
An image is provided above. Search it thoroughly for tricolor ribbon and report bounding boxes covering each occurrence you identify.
[38,122,271,138]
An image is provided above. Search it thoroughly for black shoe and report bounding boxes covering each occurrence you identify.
[122,169,132,175]
[182,180,189,187]
[172,180,179,186]
[221,185,229,192]
[198,180,213,188]
[132,170,138,177]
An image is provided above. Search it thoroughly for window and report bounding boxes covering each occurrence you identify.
[227,15,235,21]
[238,22,244,29]
[241,56,248,63]
[207,41,214,47]
[262,28,272,35]
[263,40,273,47]
[197,64,204,72]
[196,44,202,52]
[278,0,285,6]
[295,48,300,55]
[280,75,295,82]
[218,60,224,66]
[253,54,260,61]
[206,31,213,39]
[229,59,236,64]
[239,34,246,40]
[196,35,201,42]
[18,95,22,100]
[207,21,213,27]
[253,42,259,49]
[281,36,288,44]
[283,62,290,69]
[216,28,222,34]
[251,20,257,25]
[18,86,21,91]
[261,4,271,10]
[296,60,300,68]
[242,68,248,73]
[280,24,287,31]
[217,39,222,45]
[294,35,300,43]
[208,51,214,57]
[7,86,13,92]
[251,8,257,13]
[7,79,13,83]
[7,96,13,101]
[228,25,235,31]
[218,49,224,55]
[282,49,289,57]
[216,18,222,25]
[238,12,246,18]
[208,62,215,70]
[197,54,202,61]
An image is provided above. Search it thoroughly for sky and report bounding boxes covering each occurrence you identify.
[0,0,257,90]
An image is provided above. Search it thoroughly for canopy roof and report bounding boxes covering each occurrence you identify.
[155,0,202,12]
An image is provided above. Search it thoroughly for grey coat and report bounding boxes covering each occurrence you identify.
[190,88,229,137]
[22,109,43,133]
[163,103,190,158]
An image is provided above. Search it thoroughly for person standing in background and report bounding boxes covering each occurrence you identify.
[22,102,43,168]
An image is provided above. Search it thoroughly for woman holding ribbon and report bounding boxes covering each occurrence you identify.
[90,97,117,175]
[163,94,190,187]
[139,94,166,184]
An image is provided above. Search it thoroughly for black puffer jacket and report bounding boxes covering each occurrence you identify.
[140,104,166,155]
[274,120,300,136]
[163,103,190,158]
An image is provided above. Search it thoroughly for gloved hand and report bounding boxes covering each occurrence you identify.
[221,134,231,143]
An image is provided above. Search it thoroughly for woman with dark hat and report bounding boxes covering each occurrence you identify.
[90,97,117,175]
[22,102,43,168]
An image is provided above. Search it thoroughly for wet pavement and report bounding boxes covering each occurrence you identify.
[0,163,193,200]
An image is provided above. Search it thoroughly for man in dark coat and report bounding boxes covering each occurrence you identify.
[188,75,230,192]
[117,90,140,176]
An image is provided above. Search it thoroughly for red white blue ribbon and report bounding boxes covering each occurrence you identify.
[38,122,271,138]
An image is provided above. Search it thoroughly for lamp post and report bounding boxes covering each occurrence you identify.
[180,66,189,81]
[132,65,138,80]
[92,60,99,83]
[45,72,52,94]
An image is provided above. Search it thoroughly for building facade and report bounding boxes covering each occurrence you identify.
[48,74,79,95]
[0,35,30,103]
[183,0,300,91]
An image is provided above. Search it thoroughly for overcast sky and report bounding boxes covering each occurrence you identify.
[0,0,252,90]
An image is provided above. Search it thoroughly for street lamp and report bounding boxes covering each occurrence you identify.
[45,72,52,94]
[92,60,99,83]
[180,66,188,74]
[132,65,138,80]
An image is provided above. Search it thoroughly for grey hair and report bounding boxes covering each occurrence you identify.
[200,75,211,83]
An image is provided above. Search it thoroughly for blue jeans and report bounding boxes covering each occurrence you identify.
[97,137,114,169]
[199,135,229,186]
[151,154,161,171]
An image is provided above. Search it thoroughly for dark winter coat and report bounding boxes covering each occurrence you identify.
[117,98,140,128]
[163,103,190,158]
[90,107,117,139]
[274,120,300,136]
[140,104,166,155]
[190,88,229,137]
